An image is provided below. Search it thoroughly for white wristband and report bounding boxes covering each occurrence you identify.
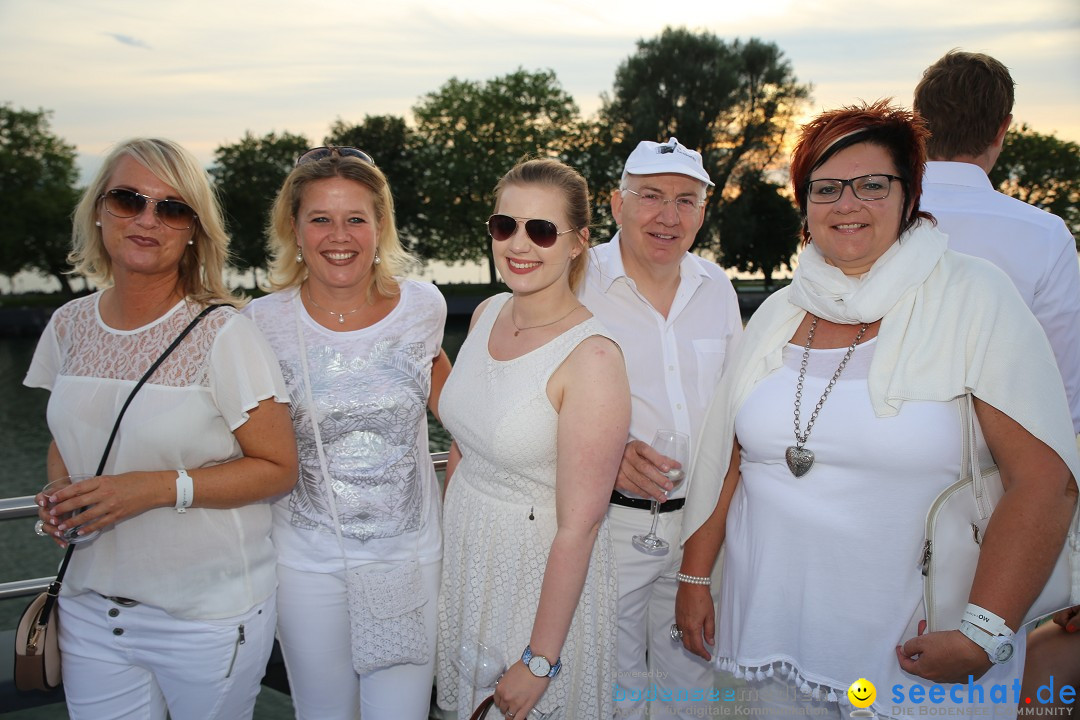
[676,572,711,586]
[962,603,1011,636]
[175,469,193,513]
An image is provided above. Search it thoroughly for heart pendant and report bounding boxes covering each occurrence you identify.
[785,446,814,477]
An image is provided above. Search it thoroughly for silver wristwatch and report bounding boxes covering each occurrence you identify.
[521,645,562,678]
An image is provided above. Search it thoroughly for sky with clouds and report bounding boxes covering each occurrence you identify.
[1,0,1078,185]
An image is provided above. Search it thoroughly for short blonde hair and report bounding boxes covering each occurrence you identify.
[69,138,241,306]
[493,158,591,292]
[266,154,414,299]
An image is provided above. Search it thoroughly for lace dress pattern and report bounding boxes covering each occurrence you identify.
[52,294,231,386]
[436,295,618,719]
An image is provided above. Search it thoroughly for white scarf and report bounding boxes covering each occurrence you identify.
[787,223,946,323]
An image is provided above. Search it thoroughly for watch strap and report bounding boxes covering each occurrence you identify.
[959,620,1012,664]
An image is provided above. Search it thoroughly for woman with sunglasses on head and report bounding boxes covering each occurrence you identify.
[243,146,451,720]
[436,159,631,719]
[674,101,1078,718]
[25,138,298,720]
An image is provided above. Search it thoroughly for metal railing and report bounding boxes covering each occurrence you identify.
[0,451,450,601]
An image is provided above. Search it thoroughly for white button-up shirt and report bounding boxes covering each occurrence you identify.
[579,232,742,499]
[921,161,1080,431]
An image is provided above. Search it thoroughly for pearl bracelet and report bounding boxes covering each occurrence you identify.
[676,572,710,585]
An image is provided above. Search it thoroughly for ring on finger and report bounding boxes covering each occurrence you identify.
[34,519,47,537]
[670,623,684,641]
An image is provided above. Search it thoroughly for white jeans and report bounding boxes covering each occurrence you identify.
[58,591,276,720]
[275,560,441,720]
[608,505,719,719]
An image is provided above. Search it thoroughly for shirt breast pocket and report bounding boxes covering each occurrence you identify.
[693,338,727,401]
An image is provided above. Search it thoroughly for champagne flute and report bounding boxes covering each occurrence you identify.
[632,430,689,555]
[42,475,100,544]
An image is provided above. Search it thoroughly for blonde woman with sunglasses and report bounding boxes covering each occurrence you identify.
[244,147,451,719]
[26,138,298,720]
[436,159,631,719]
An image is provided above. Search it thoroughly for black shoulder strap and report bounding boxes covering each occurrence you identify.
[42,304,221,613]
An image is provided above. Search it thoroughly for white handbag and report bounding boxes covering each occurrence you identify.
[920,394,1079,632]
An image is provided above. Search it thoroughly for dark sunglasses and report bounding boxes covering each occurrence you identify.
[485,214,577,248]
[295,146,375,166]
[99,188,198,230]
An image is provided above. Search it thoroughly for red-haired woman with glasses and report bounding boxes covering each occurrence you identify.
[675,101,1078,718]
[26,137,298,719]
[243,147,451,720]
[436,159,630,719]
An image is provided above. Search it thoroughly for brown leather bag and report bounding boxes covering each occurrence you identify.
[470,695,496,720]
[14,590,62,691]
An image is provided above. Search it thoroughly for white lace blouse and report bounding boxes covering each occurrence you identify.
[24,293,289,620]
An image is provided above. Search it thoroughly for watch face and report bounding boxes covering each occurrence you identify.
[993,640,1014,664]
[528,655,552,677]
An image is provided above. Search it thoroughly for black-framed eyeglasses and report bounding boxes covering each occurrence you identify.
[807,174,904,204]
[621,187,704,215]
[295,146,375,167]
[485,214,577,248]
[98,188,198,230]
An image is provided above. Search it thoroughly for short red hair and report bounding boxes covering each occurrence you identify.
[790,99,934,242]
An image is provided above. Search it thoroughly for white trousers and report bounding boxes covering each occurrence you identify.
[58,591,276,720]
[608,505,719,719]
[275,560,441,720]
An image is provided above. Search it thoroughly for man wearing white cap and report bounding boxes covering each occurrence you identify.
[579,137,741,717]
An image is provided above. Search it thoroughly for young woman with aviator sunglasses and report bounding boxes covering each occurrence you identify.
[436,158,630,719]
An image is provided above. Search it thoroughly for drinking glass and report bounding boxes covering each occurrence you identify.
[632,430,689,555]
[454,639,557,718]
[42,475,100,544]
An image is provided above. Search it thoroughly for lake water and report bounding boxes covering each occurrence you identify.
[0,319,468,719]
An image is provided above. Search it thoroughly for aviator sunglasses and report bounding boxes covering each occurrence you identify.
[295,146,375,166]
[99,189,198,230]
[485,214,578,248]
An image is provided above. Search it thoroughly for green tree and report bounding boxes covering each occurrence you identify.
[0,104,81,293]
[210,130,310,286]
[324,116,424,254]
[718,174,800,289]
[599,28,811,254]
[989,124,1080,246]
[412,68,582,282]
[562,116,623,240]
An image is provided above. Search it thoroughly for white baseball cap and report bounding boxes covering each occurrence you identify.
[622,137,713,187]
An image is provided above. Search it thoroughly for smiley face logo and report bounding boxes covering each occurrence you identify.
[847,678,876,709]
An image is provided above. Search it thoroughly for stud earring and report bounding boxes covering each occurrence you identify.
[187,239,194,246]
[95,221,102,227]
[296,249,303,263]
[373,252,381,265]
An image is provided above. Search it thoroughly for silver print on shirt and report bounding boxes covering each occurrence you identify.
[283,338,430,542]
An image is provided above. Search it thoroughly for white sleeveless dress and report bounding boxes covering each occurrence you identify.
[436,294,618,719]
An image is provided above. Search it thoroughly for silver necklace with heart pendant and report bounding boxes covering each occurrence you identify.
[786,316,869,477]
